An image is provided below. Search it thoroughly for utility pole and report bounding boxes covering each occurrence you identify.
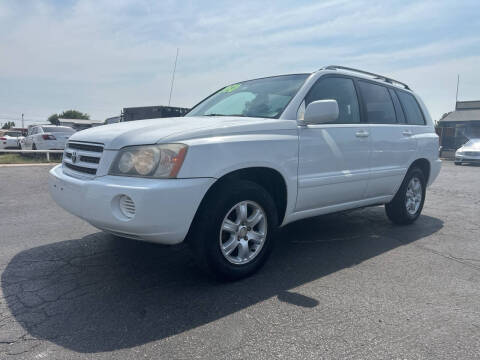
[168,48,179,106]
[22,113,24,129]
[455,74,460,109]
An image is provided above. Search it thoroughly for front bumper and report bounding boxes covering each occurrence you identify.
[455,154,480,163]
[49,164,215,244]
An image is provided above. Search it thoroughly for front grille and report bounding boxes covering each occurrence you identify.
[63,141,104,177]
[80,155,100,164]
[68,142,104,153]
[465,151,479,156]
[64,162,97,175]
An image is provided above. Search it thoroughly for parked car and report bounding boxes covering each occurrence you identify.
[22,125,75,150]
[0,130,24,149]
[455,138,480,165]
[49,66,441,279]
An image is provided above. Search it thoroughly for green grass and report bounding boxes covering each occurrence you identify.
[0,153,61,164]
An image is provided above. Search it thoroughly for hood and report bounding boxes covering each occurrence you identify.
[68,116,297,149]
[458,140,480,152]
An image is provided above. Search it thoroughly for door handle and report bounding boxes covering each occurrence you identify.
[402,130,413,137]
[355,130,369,138]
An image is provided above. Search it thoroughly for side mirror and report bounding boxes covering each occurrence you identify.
[303,100,339,124]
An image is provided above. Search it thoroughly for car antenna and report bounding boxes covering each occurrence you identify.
[168,48,179,106]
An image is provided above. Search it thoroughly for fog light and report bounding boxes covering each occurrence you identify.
[119,195,135,219]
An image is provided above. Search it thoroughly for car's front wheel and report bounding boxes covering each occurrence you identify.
[385,167,426,225]
[189,180,278,280]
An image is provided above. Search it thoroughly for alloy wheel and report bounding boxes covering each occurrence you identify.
[405,176,422,215]
[219,200,267,265]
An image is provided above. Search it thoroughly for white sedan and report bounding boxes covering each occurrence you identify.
[0,130,24,149]
[455,138,480,165]
[22,125,75,150]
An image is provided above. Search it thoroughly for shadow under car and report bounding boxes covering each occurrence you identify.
[1,206,443,353]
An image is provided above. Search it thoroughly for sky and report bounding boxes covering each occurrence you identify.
[1,0,480,126]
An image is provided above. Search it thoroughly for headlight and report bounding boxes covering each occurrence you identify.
[109,144,188,178]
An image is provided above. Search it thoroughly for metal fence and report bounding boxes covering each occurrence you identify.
[0,149,64,162]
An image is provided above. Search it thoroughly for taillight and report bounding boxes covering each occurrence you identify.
[42,134,56,140]
[0,137,6,140]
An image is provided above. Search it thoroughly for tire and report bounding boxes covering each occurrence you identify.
[31,143,38,158]
[454,161,461,165]
[188,180,278,280]
[385,167,426,225]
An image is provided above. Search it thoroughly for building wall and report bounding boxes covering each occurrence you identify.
[437,121,480,150]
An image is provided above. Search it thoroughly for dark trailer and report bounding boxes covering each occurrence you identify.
[121,106,189,122]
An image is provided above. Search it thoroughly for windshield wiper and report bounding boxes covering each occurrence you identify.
[202,114,247,117]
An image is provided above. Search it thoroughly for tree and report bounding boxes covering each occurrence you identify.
[1,121,15,129]
[48,114,60,126]
[48,110,90,125]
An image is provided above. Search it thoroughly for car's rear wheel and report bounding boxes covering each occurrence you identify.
[385,167,426,225]
[31,143,38,158]
[189,180,278,280]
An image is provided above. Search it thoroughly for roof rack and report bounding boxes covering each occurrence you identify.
[322,65,411,90]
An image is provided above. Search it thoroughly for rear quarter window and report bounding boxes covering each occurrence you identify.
[396,91,426,125]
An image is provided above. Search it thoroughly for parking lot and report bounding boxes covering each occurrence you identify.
[0,162,479,359]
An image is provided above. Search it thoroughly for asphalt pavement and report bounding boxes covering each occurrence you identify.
[0,162,479,359]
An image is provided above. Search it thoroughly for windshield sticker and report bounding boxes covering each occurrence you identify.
[221,84,241,93]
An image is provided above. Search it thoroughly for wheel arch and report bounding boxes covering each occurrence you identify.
[408,158,431,184]
[186,167,289,242]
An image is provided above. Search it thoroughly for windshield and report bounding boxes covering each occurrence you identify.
[186,74,309,119]
[41,126,75,133]
[5,131,21,137]
[465,139,480,148]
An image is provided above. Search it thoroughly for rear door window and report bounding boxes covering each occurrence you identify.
[358,81,397,124]
[396,91,426,125]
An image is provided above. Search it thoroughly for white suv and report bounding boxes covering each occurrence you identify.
[49,66,441,279]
